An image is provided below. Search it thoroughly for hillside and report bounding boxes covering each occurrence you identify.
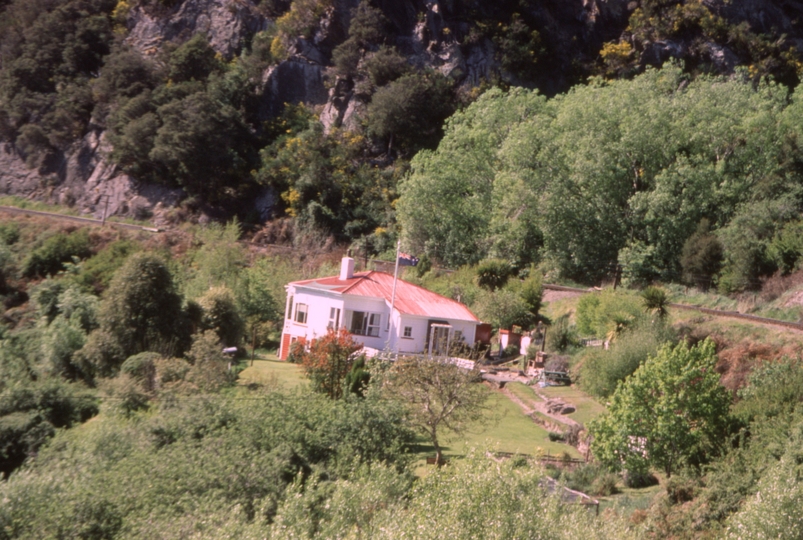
[2,0,803,266]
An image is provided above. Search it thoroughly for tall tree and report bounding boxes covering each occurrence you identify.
[97,253,189,360]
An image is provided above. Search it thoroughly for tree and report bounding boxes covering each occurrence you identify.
[366,71,455,153]
[589,338,731,478]
[198,286,244,347]
[681,219,723,289]
[475,259,513,291]
[383,357,489,464]
[95,253,189,362]
[298,328,363,400]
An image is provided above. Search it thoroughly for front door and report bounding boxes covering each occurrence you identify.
[429,324,452,356]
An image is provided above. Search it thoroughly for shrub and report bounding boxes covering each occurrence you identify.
[623,469,659,489]
[198,286,244,347]
[73,329,126,379]
[579,321,675,398]
[548,431,564,442]
[121,352,159,392]
[22,229,92,278]
[475,259,514,291]
[546,315,576,353]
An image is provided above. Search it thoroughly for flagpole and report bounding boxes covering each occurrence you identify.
[387,240,400,336]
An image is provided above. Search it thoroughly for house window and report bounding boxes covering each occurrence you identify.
[328,307,341,330]
[351,311,381,337]
[294,303,308,324]
[286,295,294,320]
[454,330,463,343]
[403,326,412,338]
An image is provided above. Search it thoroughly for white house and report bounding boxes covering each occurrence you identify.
[279,257,481,360]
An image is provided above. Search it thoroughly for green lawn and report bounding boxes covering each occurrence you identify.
[537,385,606,427]
[431,391,582,459]
[507,381,543,403]
[238,356,308,390]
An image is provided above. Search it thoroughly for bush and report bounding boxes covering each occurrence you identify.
[475,259,514,291]
[22,230,92,278]
[560,463,619,496]
[73,329,126,379]
[546,315,576,353]
[579,321,675,398]
[548,431,564,442]
[198,286,244,347]
[121,352,159,392]
[623,469,659,489]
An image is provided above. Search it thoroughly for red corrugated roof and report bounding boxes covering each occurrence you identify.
[289,271,479,322]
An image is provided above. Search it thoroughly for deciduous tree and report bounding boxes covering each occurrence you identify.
[590,338,731,477]
[383,357,489,464]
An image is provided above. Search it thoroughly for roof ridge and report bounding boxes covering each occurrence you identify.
[339,270,376,294]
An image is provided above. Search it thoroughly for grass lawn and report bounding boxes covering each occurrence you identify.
[238,355,308,390]
[507,381,543,403]
[538,385,606,427]
[413,390,582,461]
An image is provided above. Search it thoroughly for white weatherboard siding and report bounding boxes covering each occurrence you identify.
[279,260,481,359]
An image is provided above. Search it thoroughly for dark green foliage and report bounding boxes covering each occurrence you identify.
[257,122,396,240]
[546,315,576,353]
[766,221,803,275]
[681,219,723,289]
[198,286,244,347]
[519,273,543,320]
[71,239,139,293]
[559,462,619,496]
[493,13,542,80]
[0,0,115,149]
[475,259,513,291]
[0,222,20,245]
[367,71,455,153]
[0,378,97,476]
[364,45,409,87]
[0,389,415,536]
[344,355,370,397]
[22,229,91,278]
[73,329,125,379]
[148,90,257,200]
[167,34,222,83]
[120,352,159,392]
[640,286,668,318]
[93,254,190,365]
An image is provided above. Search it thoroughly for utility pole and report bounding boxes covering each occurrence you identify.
[100,194,110,226]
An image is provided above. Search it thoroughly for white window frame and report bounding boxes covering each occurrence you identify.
[294,303,308,324]
[351,311,381,337]
[327,307,341,330]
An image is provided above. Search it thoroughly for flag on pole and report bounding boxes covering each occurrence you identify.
[398,252,419,267]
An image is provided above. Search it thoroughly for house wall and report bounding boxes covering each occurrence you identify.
[393,314,478,355]
[280,286,346,359]
[341,294,390,350]
[280,284,480,360]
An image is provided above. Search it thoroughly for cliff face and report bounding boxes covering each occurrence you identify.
[1,0,802,223]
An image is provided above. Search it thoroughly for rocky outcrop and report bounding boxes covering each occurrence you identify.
[126,0,268,59]
[0,131,182,224]
[261,59,329,118]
